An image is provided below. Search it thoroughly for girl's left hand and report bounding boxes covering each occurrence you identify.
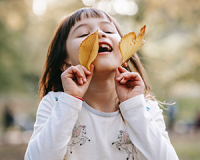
[115,66,145,103]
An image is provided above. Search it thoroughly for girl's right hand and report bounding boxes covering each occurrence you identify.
[61,64,94,99]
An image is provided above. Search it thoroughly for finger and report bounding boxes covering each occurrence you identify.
[80,65,92,76]
[76,65,88,83]
[117,72,137,82]
[70,66,85,85]
[119,78,128,84]
[116,71,130,82]
[80,64,94,83]
[90,64,94,74]
[123,72,142,81]
[116,66,129,81]
[120,72,144,86]
[119,74,132,84]
[86,64,94,84]
[68,66,83,77]
[118,66,128,73]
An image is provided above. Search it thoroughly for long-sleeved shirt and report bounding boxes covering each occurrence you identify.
[25,91,179,160]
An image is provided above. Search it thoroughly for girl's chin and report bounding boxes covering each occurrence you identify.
[93,63,118,72]
[92,56,122,72]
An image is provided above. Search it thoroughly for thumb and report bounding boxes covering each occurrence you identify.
[87,64,94,83]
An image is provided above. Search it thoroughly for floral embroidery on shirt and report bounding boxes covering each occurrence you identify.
[68,120,90,154]
[112,130,134,160]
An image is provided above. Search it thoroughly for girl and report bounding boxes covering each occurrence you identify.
[25,8,178,160]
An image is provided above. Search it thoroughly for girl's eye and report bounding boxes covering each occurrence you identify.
[79,33,89,38]
[105,31,113,34]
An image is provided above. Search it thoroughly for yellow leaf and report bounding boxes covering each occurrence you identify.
[78,30,99,70]
[119,25,146,63]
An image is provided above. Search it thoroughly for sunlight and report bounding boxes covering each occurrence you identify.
[126,1,138,15]
[97,1,112,13]
[32,0,47,16]
[82,0,138,16]
[113,0,138,15]
[113,0,129,15]
[82,0,96,6]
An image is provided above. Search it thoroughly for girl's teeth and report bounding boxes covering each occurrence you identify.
[99,44,111,50]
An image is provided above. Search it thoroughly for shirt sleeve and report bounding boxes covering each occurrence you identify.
[24,92,83,160]
[119,94,179,160]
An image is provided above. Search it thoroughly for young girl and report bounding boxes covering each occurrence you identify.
[25,8,178,160]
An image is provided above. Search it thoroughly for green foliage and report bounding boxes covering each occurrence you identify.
[0,0,199,100]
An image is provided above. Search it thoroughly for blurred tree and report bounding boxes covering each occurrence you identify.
[0,0,199,100]
[0,0,29,92]
[132,0,200,99]
[0,0,84,94]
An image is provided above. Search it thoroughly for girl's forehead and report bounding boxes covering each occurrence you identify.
[75,13,111,26]
[70,15,114,33]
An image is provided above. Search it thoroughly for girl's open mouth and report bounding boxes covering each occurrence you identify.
[98,43,113,54]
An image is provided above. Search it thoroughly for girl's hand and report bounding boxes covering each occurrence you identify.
[115,66,145,103]
[61,64,94,99]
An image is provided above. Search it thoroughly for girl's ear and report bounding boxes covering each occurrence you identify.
[60,61,71,72]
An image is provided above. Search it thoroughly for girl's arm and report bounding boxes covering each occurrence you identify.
[25,65,93,160]
[115,66,178,159]
[25,92,82,160]
[119,95,179,160]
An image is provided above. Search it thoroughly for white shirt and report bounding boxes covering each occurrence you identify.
[25,92,179,160]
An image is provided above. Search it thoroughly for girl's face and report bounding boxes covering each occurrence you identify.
[66,14,122,72]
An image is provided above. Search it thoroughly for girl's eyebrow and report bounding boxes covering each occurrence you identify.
[100,21,113,25]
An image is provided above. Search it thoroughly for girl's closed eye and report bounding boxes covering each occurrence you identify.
[79,33,89,38]
[104,31,113,34]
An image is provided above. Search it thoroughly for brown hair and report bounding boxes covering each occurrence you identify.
[39,8,153,100]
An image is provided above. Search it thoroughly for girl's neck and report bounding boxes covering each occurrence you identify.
[83,70,119,113]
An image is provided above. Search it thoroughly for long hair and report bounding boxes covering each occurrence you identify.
[39,8,153,101]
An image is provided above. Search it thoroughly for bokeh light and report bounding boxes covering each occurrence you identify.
[82,0,138,15]
[32,0,47,16]
[82,0,96,6]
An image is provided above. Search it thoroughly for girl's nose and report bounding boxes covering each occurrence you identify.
[98,31,107,38]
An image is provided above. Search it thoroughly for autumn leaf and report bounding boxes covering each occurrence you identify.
[119,25,146,63]
[78,30,99,70]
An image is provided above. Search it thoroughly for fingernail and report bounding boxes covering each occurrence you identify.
[80,79,83,84]
[83,77,87,82]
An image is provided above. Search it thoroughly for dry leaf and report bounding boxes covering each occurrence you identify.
[78,30,99,70]
[119,25,146,63]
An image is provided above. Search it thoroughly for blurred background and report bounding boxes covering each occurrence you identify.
[0,0,199,159]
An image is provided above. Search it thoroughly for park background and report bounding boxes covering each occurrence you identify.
[0,0,200,159]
